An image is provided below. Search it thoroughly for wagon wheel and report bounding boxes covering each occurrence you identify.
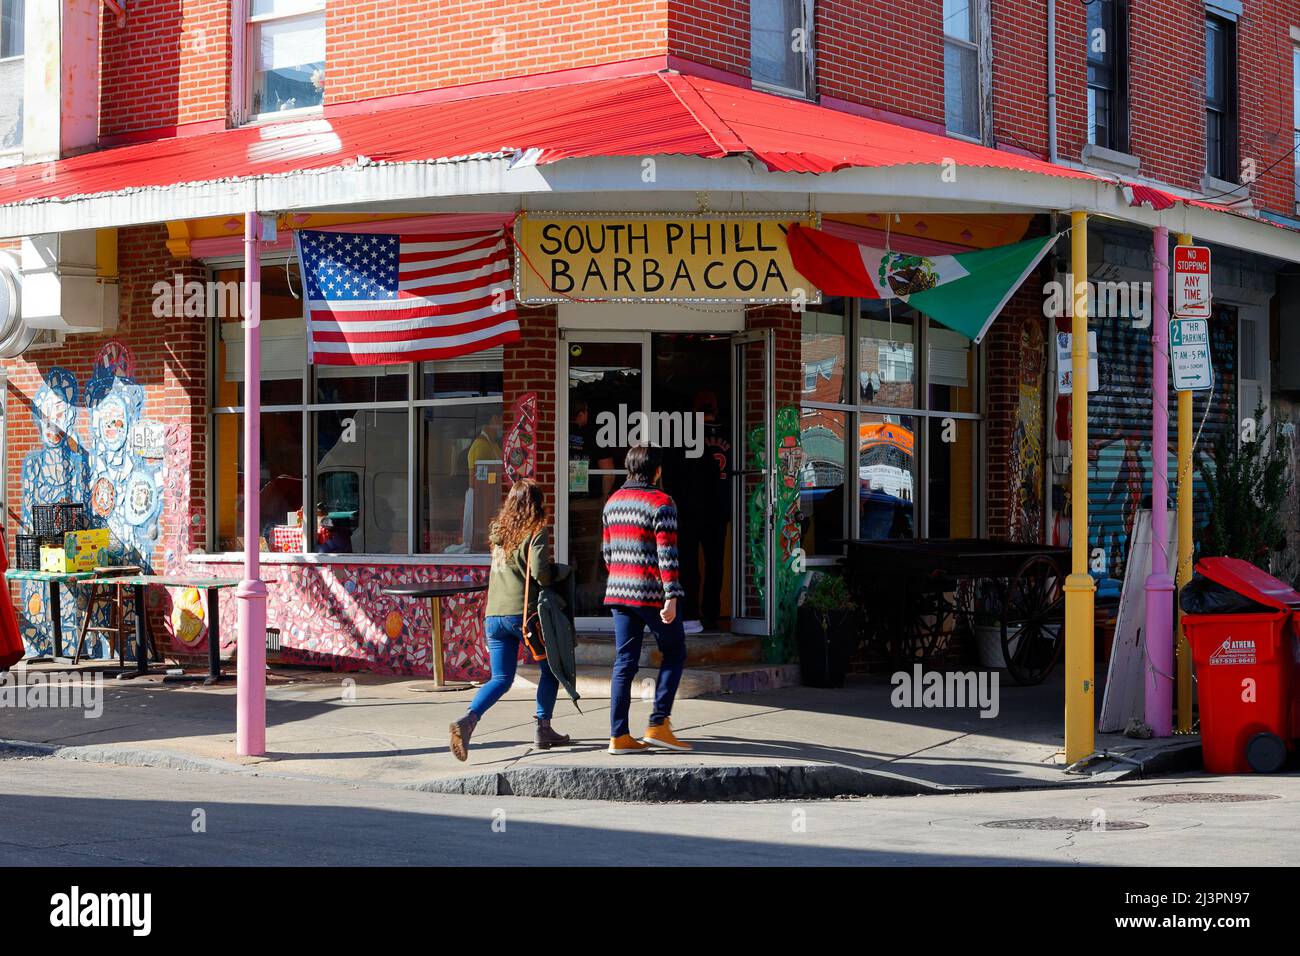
[889,581,955,668]
[1000,555,1066,685]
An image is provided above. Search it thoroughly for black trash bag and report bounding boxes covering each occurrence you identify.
[1179,573,1275,615]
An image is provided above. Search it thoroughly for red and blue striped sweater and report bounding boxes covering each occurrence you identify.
[601,480,686,608]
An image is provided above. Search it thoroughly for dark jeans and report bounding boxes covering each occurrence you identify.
[609,604,687,737]
[678,510,729,626]
[470,615,559,720]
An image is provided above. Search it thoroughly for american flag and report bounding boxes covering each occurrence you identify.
[297,229,519,366]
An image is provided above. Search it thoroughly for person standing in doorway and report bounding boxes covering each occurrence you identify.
[602,444,692,754]
[677,389,731,633]
[449,478,572,761]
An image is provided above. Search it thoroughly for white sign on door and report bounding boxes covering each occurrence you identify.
[1174,245,1212,319]
[1170,317,1213,391]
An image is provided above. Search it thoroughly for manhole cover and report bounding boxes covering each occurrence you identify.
[1134,792,1281,804]
[982,817,1148,832]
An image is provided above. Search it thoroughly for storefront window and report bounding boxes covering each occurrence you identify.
[314,408,409,555]
[420,403,503,554]
[211,259,504,558]
[927,320,978,413]
[800,298,847,405]
[212,412,305,552]
[859,412,917,540]
[315,365,409,404]
[927,416,976,538]
[422,350,504,400]
[859,305,917,408]
[798,408,848,555]
[803,300,983,552]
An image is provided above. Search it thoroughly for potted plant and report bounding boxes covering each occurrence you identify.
[971,580,1015,670]
[1200,400,1293,574]
[796,571,859,688]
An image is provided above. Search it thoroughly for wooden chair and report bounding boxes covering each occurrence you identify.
[73,566,142,667]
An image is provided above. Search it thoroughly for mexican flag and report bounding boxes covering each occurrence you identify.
[787,223,1058,343]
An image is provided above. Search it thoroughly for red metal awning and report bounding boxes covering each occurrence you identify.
[0,70,1103,212]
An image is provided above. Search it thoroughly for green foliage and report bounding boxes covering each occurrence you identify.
[1199,402,1292,570]
[804,571,855,614]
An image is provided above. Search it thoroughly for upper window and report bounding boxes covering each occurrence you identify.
[943,0,981,139]
[246,0,325,119]
[1087,0,1129,152]
[0,0,23,152]
[1293,45,1299,205]
[750,0,814,97]
[1205,15,1237,182]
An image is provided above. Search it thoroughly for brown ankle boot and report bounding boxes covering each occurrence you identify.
[449,712,479,761]
[534,718,572,749]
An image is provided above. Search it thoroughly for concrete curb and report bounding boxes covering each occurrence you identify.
[0,738,260,777]
[410,763,942,801]
[2,735,1206,803]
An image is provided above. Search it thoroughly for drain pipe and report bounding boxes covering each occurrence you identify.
[1047,0,1058,163]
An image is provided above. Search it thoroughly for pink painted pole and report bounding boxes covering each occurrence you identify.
[1144,226,1175,735]
[236,212,268,756]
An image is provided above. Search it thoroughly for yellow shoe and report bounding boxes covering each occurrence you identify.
[642,721,692,752]
[609,734,650,755]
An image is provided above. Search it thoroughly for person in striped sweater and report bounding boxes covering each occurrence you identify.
[601,444,692,754]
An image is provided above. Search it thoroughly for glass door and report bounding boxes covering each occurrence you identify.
[560,333,648,625]
[730,329,775,635]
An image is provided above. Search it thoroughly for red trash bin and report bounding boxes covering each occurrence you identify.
[1181,557,1300,773]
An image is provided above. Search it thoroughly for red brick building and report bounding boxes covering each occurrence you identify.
[1,0,1297,680]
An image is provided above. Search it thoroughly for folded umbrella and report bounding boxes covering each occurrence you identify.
[0,531,25,670]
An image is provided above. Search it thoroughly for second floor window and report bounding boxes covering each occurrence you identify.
[1293,45,1299,205]
[1205,14,1237,182]
[248,0,325,118]
[943,0,980,139]
[0,0,23,152]
[1087,0,1128,152]
[751,0,814,97]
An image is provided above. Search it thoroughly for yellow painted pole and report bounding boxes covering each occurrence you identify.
[1174,232,1195,732]
[1065,211,1096,763]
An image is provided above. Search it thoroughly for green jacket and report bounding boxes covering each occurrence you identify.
[485,527,560,617]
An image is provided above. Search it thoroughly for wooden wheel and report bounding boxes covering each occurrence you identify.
[888,579,956,668]
[1000,555,1066,685]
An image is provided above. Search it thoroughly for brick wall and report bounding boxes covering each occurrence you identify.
[816,0,945,125]
[985,274,1050,541]
[668,0,747,74]
[327,0,669,104]
[3,225,207,655]
[87,0,1300,219]
[503,305,558,514]
[99,0,232,138]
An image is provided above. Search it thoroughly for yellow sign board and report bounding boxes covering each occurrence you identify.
[515,213,820,304]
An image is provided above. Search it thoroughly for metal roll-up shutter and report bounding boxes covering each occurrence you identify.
[1087,305,1235,582]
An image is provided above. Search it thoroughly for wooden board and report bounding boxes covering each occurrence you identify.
[1098,510,1178,733]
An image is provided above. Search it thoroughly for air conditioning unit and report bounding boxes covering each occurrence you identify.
[0,249,36,358]
[20,231,119,334]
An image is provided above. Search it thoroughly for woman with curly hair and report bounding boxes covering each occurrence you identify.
[449,478,573,760]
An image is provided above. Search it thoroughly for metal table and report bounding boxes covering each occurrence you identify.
[4,569,97,664]
[105,575,242,684]
[382,581,487,691]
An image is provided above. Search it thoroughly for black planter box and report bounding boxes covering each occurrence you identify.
[796,606,858,688]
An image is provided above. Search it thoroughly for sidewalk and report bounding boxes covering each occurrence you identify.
[0,662,1200,802]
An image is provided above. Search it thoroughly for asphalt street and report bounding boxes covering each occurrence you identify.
[1,753,1296,867]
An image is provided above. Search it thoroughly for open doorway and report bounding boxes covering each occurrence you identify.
[560,331,738,632]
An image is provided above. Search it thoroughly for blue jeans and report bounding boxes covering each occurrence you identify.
[609,605,686,738]
[470,615,559,720]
